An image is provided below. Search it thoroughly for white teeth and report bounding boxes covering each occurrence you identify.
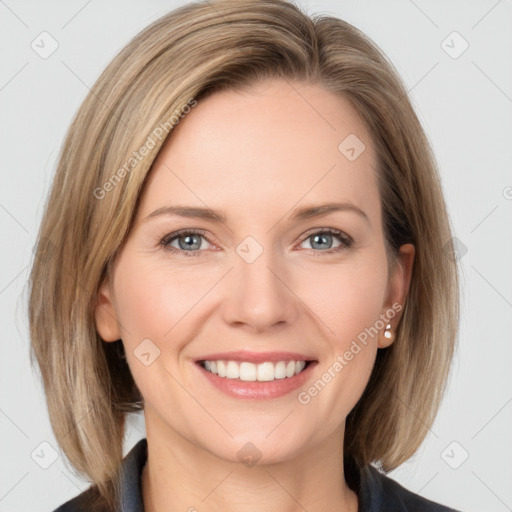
[201,359,309,381]
[257,362,274,381]
[226,361,239,379]
[274,361,286,379]
[217,360,226,377]
[239,362,257,381]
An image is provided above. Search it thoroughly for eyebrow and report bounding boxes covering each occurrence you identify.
[143,201,369,225]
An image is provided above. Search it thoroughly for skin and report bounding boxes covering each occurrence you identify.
[95,79,414,512]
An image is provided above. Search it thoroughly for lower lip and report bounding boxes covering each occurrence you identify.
[196,362,317,400]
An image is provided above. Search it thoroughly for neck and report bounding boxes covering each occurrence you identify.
[141,409,359,512]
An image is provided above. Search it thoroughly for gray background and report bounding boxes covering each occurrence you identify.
[1,0,511,511]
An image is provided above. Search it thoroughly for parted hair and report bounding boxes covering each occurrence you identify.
[28,0,459,509]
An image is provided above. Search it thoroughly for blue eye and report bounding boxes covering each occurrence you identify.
[161,229,212,257]
[299,228,353,254]
[160,227,353,257]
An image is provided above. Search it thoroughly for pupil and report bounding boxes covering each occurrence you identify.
[312,233,332,250]
[180,234,200,250]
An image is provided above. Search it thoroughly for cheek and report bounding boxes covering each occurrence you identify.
[294,261,386,429]
[113,261,216,345]
[111,261,224,399]
[298,256,389,348]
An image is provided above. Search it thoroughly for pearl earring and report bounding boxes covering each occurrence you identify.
[384,323,392,339]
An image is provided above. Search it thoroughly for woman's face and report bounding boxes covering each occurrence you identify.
[96,79,413,464]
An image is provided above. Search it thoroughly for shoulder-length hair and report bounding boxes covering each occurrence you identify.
[29,0,459,508]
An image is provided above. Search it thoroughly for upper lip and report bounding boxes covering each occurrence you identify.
[195,351,316,364]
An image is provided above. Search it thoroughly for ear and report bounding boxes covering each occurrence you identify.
[379,243,415,348]
[94,279,121,342]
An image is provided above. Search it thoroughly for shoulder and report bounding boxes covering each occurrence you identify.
[52,486,106,512]
[359,464,461,511]
[52,438,147,512]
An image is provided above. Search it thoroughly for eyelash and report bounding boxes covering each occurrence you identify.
[159,227,354,257]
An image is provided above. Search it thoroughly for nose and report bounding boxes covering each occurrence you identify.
[221,249,300,333]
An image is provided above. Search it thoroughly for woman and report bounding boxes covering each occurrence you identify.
[29,0,460,510]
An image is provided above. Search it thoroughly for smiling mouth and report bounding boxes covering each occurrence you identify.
[198,359,314,382]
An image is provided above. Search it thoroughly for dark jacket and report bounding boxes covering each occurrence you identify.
[54,438,461,511]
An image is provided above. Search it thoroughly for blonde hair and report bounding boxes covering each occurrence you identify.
[29,0,459,508]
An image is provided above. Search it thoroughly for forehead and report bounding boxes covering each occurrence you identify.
[136,80,380,226]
